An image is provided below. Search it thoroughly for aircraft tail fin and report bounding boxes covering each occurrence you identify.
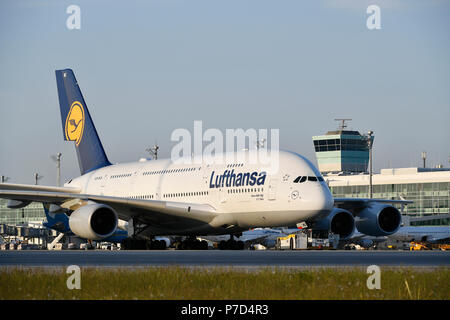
[42,204,71,234]
[55,69,111,175]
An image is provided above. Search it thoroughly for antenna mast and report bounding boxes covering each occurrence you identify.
[334,118,352,131]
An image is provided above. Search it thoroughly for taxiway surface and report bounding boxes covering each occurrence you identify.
[0,250,449,267]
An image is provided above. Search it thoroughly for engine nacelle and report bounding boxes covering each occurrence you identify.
[7,199,31,209]
[356,204,401,237]
[69,203,118,240]
[312,208,355,240]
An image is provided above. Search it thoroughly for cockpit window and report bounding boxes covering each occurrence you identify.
[293,176,308,183]
[294,176,324,183]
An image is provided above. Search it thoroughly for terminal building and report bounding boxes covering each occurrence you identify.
[327,168,450,226]
[0,200,46,226]
[314,120,450,226]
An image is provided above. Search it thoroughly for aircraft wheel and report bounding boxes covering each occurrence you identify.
[145,240,153,250]
[185,239,196,250]
[121,238,131,250]
[194,240,201,250]
[225,240,240,250]
[219,240,227,250]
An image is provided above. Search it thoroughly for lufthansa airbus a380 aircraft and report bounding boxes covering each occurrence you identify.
[0,69,411,250]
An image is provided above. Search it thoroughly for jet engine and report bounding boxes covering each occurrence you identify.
[69,203,118,240]
[312,208,355,240]
[355,203,401,237]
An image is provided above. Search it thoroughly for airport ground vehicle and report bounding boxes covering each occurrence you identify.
[410,242,431,251]
[276,229,339,250]
[410,241,450,251]
[277,234,300,250]
[344,243,364,250]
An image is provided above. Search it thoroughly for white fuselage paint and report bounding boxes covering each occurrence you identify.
[65,150,334,236]
[389,226,450,242]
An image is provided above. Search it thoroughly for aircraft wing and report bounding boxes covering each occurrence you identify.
[388,227,450,243]
[334,198,413,212]
[239,233,279,247]
[0,182,81,193]
[240,234,274,244]
[0,189,218,227]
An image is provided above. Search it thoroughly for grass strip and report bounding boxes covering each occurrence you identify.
[0,266,448,300]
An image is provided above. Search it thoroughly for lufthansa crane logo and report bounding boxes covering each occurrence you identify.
[65,101,85,146]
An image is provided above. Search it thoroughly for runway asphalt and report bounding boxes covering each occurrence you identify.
[0,250,449,267]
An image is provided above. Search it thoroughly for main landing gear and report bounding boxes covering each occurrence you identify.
[174,234,244,250]
[174,237,208,250]
[121,218,167,250]
[121,237,167,250]
[218,235,244,250]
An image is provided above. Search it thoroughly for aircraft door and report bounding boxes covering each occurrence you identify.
[219,187,227,204]
[203,164,219,205]
[268,179,278,200]
[100,174,108,196]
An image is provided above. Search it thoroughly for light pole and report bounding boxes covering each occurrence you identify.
[367,131,374,199]
[421,151,427,169]
[51,153,62,187]
[34,173,43,185]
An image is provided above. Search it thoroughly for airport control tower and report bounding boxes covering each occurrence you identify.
[312,119,374,174]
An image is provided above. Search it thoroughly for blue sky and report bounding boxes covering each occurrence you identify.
[0,0,449,185]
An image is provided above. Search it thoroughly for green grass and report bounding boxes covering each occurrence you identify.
[0,267,448,300]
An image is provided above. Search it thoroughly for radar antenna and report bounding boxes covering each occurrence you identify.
[146,143,159,160]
